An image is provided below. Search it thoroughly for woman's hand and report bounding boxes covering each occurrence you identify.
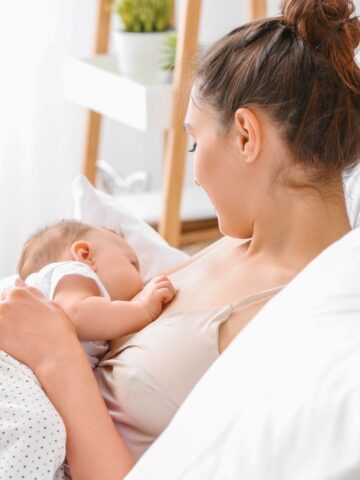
[0,281,134,478]
[0,282,81,376]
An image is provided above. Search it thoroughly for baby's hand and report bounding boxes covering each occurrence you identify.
[136,275,177,321]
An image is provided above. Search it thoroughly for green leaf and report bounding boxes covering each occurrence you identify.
[114,0,173,32]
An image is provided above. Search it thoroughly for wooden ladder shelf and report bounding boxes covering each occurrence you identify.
[82,0,267,247]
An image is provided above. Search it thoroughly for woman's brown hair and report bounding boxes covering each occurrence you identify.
[195,0,360,175]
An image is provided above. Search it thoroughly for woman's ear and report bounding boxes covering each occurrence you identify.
[70,241,95,270]
[233,108,261,163]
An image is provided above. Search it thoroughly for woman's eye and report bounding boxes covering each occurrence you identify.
[188,142,197,153]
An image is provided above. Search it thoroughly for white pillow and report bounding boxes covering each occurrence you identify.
[0,176,187,293]
[72,175,188,282]
[126,227,360,480]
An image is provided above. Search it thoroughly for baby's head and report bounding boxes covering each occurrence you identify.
[18,220,143,300]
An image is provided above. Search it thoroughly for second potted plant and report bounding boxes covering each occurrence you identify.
[113,0,174,84]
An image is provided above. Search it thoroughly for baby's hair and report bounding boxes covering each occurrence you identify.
[18,219,94,280]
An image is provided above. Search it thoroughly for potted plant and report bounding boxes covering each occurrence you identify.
[159,31,177,83]
[113,0,174,84]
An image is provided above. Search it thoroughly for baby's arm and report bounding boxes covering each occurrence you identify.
[52,275,176,341]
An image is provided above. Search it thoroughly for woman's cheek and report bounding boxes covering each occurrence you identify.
[193,151,207,188]
[194,147,217,194]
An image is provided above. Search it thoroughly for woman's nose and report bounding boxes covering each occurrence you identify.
[194,177,200,187]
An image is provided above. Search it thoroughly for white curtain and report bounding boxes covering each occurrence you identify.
[0,0,170,278]
[0,1,95,277]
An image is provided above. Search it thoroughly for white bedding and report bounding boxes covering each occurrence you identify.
[0,351,66,479]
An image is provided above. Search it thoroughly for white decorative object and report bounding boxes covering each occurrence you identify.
[113,30,170,84]
[96,160,150,195]
[94,160,216,223]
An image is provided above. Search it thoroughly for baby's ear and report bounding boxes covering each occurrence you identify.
[70,241,94,268]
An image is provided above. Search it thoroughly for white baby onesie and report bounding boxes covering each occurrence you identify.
[26,261,110,369]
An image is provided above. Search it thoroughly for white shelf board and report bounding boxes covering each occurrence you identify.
[63,55,173,131]
[110,186,217,224]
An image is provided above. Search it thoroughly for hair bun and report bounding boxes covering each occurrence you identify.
[282,0,360,92]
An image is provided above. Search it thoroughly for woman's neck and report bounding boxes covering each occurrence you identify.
[245,179,351,274]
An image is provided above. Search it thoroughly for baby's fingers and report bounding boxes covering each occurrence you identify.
[157,288,176,304]
[154,280,177,296]
[151,275,173,285]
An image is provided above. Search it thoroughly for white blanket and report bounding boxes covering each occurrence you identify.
[0,351,66,479]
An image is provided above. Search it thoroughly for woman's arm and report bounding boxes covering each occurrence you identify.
[0,285,134,480]
[41,346,134,479]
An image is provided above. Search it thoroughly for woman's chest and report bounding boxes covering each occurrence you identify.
[99,306,229,458]
[163,244,290,351]
[164,245,272,314]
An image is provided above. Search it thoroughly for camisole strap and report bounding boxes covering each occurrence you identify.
[230,284,287,310]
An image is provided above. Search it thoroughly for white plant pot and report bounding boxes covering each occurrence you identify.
[113,30,172,85]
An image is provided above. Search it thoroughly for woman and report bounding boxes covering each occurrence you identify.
[1,0,360,478]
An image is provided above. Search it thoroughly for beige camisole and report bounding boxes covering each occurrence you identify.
[94,285,285,460]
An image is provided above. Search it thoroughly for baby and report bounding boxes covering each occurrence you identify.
[18,219,177,368]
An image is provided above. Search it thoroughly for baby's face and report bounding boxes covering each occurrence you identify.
[88,228,143,301]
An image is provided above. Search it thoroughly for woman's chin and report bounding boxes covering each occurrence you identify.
[217,222,237,238]
[217,217,251,239]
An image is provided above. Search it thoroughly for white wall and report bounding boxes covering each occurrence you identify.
[0,0,358,277]
[0,1,95,277]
